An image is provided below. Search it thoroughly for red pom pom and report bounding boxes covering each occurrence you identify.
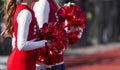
[68,31,79,44]
[37,22,68,65]
[57,4,86,44]
[58,4,86,29]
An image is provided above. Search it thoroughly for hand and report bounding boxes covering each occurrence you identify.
[58,48,65,55]
[77,27,84,39]
[64,2,75,6]
[36,61,52,68]
[70,27,83,32]
[78,32,83,39]
[76,27,83,32]
[46,40,51,47]
[70,26,76,32]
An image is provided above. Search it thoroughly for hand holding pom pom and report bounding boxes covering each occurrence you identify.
[36,4,86,65]
[36,22,68,65]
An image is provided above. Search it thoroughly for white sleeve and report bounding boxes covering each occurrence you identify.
[17,9,47,51]
[33,0,50,28]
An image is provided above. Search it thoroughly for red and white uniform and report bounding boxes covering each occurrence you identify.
[7,4,47,70]
[32,0,64,66]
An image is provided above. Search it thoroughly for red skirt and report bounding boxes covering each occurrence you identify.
[7,47,36,70]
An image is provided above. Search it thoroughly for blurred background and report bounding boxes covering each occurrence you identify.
[1,0,120,70]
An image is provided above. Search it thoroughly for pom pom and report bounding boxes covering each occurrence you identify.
[57,4,86,44]
[37,22,68,65]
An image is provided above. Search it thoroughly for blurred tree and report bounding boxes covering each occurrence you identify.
[94,0,118,44]
[74,0,86,11]
[73,0,95,47]
[0,0,12,55]
[116,0,120,41]
[0,0,4,23]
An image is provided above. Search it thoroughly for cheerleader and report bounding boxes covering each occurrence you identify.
[32,0,84,70]
[3,0,50,70]
[32,0,65,70]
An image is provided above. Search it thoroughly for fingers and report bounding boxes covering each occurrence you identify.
[64,27,71,33]
[78,32,83,39]
[77,27,84,32]
[46,40,51,46]
[64,2,75,6]
[77,27,83,39]
[64,3,67,6]
[58,48,65,55]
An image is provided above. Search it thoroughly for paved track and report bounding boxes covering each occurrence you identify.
[65,47,120,70]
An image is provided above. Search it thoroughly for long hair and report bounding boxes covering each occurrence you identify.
[2,0,16,37]
[51,0,61,9]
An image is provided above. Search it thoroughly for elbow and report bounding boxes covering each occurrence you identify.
[18,46,23,51]
[17,41,25,51]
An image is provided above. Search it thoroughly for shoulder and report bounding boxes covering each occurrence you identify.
[14,4,32,19]
[35,0,48,4]
[34,0,49,6]
[33,0,50,11]
[15,4,31,13]
[17,9,32,23]
[16,4,28,10]
[18,9,31,16]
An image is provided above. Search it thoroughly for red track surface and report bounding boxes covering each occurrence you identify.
[65,48,120,70]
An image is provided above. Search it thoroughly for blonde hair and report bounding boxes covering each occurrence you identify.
[2,0,16,37]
